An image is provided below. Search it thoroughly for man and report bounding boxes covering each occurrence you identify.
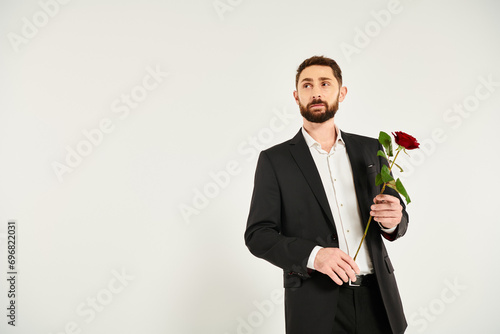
[244,56,408,334]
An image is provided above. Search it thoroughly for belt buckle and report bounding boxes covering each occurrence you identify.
[349,275,361,287]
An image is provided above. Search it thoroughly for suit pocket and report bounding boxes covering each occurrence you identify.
[366,163,379,198]
[283,273,302,288]
[366,163,378,184]
[384,256,395,274]
[367,163,377,175]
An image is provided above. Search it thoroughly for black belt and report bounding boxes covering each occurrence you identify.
[344,274,377,287]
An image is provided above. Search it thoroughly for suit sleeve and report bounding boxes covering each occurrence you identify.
[244,151,317,277]
[378,143,409,241]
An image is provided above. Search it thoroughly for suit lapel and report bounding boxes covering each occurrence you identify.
[288,130,335,227]
[342,131,372,226]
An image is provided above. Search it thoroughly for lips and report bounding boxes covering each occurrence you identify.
[310,103,325,109]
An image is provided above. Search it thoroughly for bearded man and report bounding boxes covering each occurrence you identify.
[245,56,408,334]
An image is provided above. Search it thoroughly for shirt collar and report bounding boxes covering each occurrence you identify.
[301,126,345,151]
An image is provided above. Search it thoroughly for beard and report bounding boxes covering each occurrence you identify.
[299,95,339,123]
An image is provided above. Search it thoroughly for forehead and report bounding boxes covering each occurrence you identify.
[298,65,335,82]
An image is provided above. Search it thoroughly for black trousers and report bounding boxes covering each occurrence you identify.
[332,283,392,334]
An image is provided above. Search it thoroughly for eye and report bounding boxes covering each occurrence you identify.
[303,83,311,88]
[322,82,330,86]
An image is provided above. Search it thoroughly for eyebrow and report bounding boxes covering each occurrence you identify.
[300,77,334,83]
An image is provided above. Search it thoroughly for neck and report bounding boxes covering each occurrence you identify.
[303,117,337,152]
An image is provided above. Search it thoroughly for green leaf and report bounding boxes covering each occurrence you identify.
[380,165,394,183]
[396,178,411,204]
[379,131,393,157]
[377,150,387,160]
[375,173,383,186]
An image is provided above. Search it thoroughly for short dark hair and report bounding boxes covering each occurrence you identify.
[295,56,343,88]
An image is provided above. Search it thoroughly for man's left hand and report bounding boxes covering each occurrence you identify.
[370,194,403,229]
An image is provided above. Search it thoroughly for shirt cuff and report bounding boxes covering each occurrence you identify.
[307,245,323,270]
[378,222,397,234]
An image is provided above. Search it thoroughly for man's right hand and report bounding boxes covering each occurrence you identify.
[314,248,360,285]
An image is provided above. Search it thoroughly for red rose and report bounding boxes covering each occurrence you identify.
[392,131,420,150]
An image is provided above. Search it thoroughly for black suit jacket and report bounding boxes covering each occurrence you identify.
[245,129,408,334]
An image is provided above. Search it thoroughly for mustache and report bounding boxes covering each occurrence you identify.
[308,99,327,107]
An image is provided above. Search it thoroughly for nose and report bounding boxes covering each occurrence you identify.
[312,86,321,99]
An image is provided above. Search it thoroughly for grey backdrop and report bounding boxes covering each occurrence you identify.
[1,0,499,333]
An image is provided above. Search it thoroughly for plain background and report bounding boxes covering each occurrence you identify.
[1,0,499,333]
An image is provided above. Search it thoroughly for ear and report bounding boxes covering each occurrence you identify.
[338,86,348,102]
[293,90,299,105]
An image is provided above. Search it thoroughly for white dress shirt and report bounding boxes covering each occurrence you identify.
[302,126,395,275]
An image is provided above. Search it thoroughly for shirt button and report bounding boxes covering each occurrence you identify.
[340,204,343,207]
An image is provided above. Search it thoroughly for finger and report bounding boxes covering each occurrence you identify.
[371,204,401,215]
[374,194,398,204]
[371,200,394,209]
[372,213,400,221]
[332,265,350,283]
[326,269,344,285]
[371,209,401,217]
[373,194,388,203]
[336,261,356,281]
[371,207,402,216]
[332,249,360,278]
[372,199,400,208]
[373,216,400,223]
[375,194,398,202]
[374,216,401,229]
[371,205,391,213]
[343,266,358,282]
[340,253,360,275]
